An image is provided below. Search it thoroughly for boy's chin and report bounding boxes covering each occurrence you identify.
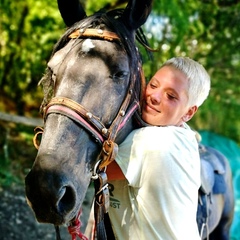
[141,113,157,126]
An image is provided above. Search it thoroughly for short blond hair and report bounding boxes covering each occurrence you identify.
[162,57,210,107]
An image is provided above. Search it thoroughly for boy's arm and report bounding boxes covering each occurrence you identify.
[106,161,125,180]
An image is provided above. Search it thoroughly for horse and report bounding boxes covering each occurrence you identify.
[25,0,152,239]
[25,0,234,239]
[198,144,234,239]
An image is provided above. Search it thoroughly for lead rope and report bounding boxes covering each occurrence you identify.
[54,209,88,240]
[68,209,89,240]
[55,226,62,240]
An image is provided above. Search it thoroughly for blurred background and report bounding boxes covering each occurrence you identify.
[0,0,239,239]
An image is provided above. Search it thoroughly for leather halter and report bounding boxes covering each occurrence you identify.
[43,28,142,169]
[44,96,140,167]
[69,28,120,42]
[39,28,143,240]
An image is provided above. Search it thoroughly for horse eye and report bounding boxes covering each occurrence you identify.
[112,71,129,82]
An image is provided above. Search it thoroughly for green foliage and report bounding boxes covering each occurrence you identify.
[86,0,125,13]
[0,0,65,116]
[0,0,239,144]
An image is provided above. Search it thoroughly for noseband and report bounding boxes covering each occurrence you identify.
[34,28,143,239]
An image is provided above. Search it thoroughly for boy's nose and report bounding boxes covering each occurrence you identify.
[150,91,161,104]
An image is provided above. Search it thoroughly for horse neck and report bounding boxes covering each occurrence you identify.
[115,116,138,144]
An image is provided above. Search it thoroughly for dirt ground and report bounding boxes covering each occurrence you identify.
[0,185,94,240]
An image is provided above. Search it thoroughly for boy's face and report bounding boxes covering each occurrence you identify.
[141,66,197,126]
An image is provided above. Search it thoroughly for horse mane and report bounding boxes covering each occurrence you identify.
[39,8,149,114]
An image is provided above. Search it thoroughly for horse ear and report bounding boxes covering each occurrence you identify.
[57,0,87,27]
[122,0,153,30]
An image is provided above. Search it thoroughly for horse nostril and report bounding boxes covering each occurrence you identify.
[57,186,76,213]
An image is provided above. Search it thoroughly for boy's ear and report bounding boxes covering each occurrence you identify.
[183,106,198,122]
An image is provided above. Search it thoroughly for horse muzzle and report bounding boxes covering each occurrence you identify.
[25,166,86,225]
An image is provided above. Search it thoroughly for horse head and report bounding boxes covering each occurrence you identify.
[25,0,153,226]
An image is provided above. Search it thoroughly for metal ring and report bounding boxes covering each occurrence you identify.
[91,160,107,180]
[91,160,101,180]
[33,127,44,150]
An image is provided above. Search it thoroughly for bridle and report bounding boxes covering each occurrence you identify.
[33,28,144,240]
[44,27,142,168]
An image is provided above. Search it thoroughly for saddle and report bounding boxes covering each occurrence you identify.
[197,144,227,238]
[199,144,226,195]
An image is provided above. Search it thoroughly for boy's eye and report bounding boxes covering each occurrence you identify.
[150,83,157,88]
[167,93,176,100]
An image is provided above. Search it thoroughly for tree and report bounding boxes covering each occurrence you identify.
[0,0,65,115]
[0,0,239,143]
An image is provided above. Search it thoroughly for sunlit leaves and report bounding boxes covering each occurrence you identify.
[0,0,239,142]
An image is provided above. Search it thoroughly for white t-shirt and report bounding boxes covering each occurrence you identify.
[108,126,201,240]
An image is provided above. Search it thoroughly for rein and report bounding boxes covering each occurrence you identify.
[34,28,143,240]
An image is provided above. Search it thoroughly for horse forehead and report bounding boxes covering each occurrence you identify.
[48,40,76,70]
[81,39,95,53]
[49,39,128,73]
